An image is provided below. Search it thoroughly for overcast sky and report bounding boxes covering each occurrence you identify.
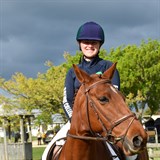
[0,0,160,80]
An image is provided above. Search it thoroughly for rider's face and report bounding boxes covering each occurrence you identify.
[79,40,101,61]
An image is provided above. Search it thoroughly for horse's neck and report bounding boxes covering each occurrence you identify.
[61,137,113,160]
[60,99,119,159]
[70,101,90,136]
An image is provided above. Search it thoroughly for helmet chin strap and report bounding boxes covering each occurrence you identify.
[84,56,92,62]
[83,51,100,62]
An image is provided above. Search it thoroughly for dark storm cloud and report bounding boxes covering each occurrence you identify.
[0,0,159,79]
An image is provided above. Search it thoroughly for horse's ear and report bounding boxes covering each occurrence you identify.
[102,62,117,80]
[73,64,91,83]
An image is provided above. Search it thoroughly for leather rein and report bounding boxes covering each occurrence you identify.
[68,79,136,144]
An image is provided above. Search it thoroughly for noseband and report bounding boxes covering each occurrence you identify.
[68,79,136,144]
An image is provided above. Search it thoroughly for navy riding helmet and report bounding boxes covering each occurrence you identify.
[76,22,105,45]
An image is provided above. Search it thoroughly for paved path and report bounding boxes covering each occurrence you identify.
[32,140,47,148]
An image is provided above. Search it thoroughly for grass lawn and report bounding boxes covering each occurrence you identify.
[151,149,160,160]
[32,147,45,160]
[32,147,160,160]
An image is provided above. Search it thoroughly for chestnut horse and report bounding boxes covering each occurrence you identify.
[50,63,148,160]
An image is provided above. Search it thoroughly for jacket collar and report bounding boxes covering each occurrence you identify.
[81,55,100,68]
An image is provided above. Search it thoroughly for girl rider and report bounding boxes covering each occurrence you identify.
[43,21,137,160]
[63,21,120,121]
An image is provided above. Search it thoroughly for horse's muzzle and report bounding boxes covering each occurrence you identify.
[122,135,147,155]
[133,136,143,148]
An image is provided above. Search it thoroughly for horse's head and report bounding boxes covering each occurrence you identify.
[71,63,148,156]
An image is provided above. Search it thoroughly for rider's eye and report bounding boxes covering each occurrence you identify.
[99,96,109,104]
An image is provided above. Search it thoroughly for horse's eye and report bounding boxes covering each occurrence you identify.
[99,96,109,104]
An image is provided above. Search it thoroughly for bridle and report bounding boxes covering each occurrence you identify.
[68,79,137,144]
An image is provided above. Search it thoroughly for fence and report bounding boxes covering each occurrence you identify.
[0,142,159,160]
[0,142,32,160]
[147,143,160,160]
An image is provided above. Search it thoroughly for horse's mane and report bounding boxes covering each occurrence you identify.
[72,88,79,106]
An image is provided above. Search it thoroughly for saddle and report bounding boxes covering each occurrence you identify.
[46,137,125,160]
[46,138,65,160]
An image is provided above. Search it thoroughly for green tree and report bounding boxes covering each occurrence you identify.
[63,51,82,69]
[106,39,160,116]
[0,63,67,124]
[0,39,159,124]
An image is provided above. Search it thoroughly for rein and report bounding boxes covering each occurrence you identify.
[68,79,136,144]
[67,132,122,141]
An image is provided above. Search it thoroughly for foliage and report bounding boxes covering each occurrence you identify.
[0,39,159,125]
[0,64,67,125]
[63,51,82,69]
[105,39,160,116]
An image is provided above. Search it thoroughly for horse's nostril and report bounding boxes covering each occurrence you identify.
[133,136,143,147]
